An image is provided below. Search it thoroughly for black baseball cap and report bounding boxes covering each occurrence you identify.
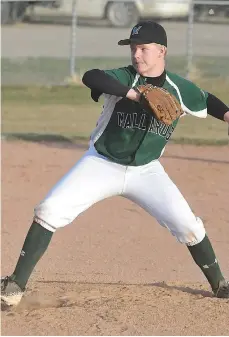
[118,21,167,47]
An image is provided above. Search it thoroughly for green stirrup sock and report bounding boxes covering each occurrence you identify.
[187,235,224,291]
[11,221,53,289]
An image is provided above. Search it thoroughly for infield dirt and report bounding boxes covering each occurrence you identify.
[1,141,229,336]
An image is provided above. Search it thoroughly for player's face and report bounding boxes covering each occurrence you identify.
[130,43,166,76]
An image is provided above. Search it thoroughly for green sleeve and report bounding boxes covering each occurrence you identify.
[200,88,209,101]
[188,84,208,110]
[166,72,208,117]
[187,84,208,111]
[181,83,208,116]
[104,67,133,86]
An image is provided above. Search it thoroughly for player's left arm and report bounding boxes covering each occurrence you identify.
[206,92,229,123]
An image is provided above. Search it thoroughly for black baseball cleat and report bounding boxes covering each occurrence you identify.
[213,279,229,299]
[1,276,24,310]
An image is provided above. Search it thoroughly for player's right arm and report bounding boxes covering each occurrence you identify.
[82,68,140,102]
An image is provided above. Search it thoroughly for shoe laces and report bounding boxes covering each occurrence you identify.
[1,276,10,291]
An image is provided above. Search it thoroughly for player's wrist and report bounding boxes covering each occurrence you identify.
[126,88,141,102]
[223,111,229,123]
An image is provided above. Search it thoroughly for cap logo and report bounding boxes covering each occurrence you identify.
[131,25,142,36]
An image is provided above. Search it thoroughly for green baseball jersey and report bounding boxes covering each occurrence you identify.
[90,65,208,166]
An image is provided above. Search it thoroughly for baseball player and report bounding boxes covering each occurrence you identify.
[2,21,229,309]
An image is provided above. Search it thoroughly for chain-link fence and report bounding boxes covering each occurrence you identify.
[1,0,229,85]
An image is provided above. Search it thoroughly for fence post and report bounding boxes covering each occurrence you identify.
[70,0,78,78]
[186,0,195,79]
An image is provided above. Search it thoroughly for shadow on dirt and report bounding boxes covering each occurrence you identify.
[150,281,213,298]
[36,279,213,298]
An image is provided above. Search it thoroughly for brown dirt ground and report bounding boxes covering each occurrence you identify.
[1,140,229,336]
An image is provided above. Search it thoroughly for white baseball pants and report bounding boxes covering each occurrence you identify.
[34,145,205,246]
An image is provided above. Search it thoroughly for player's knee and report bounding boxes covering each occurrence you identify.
[175,217,206,246]
[165,203,206,245]
[33,200,77,232]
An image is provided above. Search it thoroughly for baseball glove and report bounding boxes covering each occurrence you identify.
[136,84,183,125]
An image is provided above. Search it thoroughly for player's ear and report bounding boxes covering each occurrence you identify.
[159,45,167,58]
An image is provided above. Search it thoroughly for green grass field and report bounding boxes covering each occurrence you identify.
[2,56,229,85]
[2,79,229,146]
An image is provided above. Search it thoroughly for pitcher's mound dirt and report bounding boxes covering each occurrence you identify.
[2,141,229,336]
